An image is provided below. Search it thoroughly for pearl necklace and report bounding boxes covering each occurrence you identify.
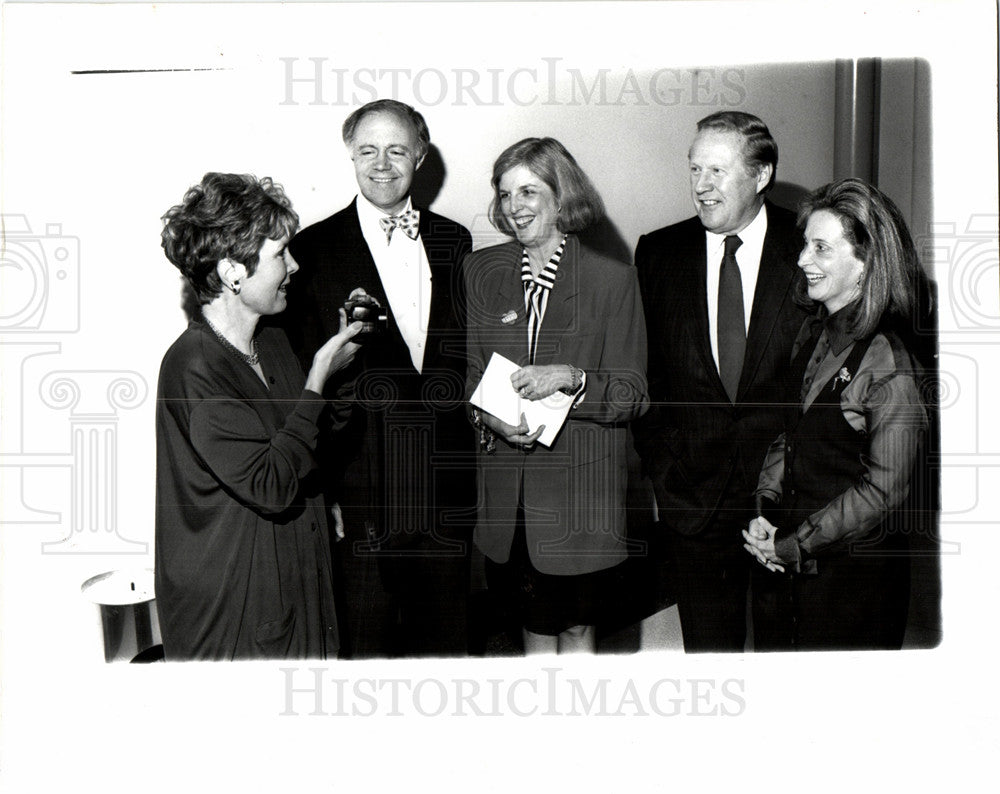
[203,317,259,366]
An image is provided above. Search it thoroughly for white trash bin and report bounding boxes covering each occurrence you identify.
[81,568,162,662]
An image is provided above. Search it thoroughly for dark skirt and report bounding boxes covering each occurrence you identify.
[752,534,910,651]
[484,505,622,636]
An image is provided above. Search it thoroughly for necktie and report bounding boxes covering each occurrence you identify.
[378,209,420,242]
[717,234,745,403]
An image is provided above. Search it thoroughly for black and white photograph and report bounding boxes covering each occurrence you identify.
[1,0,997,790]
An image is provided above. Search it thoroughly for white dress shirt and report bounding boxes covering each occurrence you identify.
[704,203,769,371]
[356,193,432,373]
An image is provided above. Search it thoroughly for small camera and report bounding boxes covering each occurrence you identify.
[343,295,387,341]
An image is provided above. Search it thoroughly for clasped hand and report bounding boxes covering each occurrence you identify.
[476,364,572,448]
[742,516,786,573]
[478,410,544,448]
[510,364,574,401]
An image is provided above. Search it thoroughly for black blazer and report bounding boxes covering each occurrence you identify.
[634,201,807,535]
[280,199,474,548]
[464,236,648,575]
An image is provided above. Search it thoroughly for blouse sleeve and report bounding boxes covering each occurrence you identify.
[755,432,786,512]
[189,388,326,516]
[776,337,927,564]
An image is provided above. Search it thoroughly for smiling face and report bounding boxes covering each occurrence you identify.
[239,236,297,316]
[798,209,866,314]
[688,129,770,235]
[349,110,424,215]
[497,164,562,253]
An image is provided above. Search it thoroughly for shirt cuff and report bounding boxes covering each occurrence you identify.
[298,389,327,422]
[570,369,587,409]
[774,526,803,570]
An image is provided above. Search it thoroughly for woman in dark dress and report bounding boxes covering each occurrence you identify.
[155,173,361,660]
[743,178,931,650]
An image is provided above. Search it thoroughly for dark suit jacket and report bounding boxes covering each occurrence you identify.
[282,199,475,552]
[465,235,648,576]
[634,202,807,535]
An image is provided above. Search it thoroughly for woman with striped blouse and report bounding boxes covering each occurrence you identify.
[464,138,649,654]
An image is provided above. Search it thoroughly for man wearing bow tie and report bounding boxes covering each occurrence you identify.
[285,99,474,658]
[634,112,807,652]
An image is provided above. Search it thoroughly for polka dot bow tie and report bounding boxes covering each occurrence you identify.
[379,209,420,242]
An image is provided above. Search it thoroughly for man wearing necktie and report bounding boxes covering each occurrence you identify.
[282,100,474,658]
[634,112,808,652]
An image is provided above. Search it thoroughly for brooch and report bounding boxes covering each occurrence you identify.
[500,310,518,325]
[832,366,852,389]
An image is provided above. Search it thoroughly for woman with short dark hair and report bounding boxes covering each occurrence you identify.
[155,172,361,660]
[465,138,648,654]
[744,177,932,650]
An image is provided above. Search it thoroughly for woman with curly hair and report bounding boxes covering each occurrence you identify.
[155,172,361,660]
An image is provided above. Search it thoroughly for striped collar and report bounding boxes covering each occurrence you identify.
[521,236,566,291]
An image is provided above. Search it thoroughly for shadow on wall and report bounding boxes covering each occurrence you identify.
[768,181,812,217]
[579,216,632,265]
[181,280,202,323]
[411,144,446,211]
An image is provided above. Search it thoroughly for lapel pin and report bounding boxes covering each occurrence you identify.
[832,366,853,390]
[500,310,518,325]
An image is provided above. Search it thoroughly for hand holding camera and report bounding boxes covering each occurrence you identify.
[304,308,363,394]
[343,288,387,342]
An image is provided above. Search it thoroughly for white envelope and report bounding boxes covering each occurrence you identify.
[469,352,573,448]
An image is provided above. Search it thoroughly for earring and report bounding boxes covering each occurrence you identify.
[230,281,241,295]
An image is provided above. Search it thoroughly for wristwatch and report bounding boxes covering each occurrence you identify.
[560,364,584,395]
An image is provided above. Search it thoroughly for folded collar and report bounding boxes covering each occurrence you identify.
[821,300,862,356]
